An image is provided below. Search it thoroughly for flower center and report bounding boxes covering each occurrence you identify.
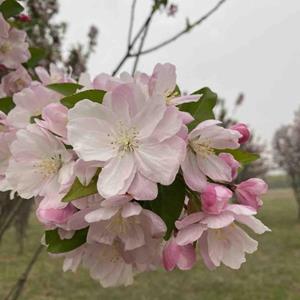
[105,212,141,239]
[0,42,11,54]
[165,89,179,105]
[111,122,139,154]
[190,138,214,158]
[14,78,27,91]
[34,156,61,178]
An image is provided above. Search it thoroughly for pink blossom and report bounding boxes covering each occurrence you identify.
[219,153,240,180]
[175,204,270,269]
[35,64,73,85]
[163,238,196,271]
[0,130,15,190]
[68,195,166,251]
[68,83,186,198]
[37,203,77,227]
[149,63,200,105]
[0,66,31,96]
[3,124,75,199]
[231,123,251,144]
[0,15,30,68]
[235,178,268,209]
[181,120,241,191]
[16,14,31,23]
[7,83,60,129]
[36,103,68,140]
[201,184,232,214]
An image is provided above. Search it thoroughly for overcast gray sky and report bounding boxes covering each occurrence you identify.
[57,0,300,145]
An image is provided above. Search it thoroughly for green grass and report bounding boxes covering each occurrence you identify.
[1,188,300,300]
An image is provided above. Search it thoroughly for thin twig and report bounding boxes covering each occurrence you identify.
[0,197,23,242]
[4,244,44,300]
[131,17,152,75]
[111,6,156,76]
[131,0,227,56]
[127,0,137,48]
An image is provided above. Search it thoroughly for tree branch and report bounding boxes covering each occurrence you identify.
[111,6,156,76]
[131,0,228,56]
[127,0,137,48]
[4,244,44,300]
[131,16,152,75]
[0,197,23,242]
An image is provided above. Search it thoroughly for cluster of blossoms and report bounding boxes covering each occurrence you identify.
[0,10,269,288]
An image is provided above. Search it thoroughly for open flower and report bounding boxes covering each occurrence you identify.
[0,13,30,68]
[176,201,270,269]
[235,178,268,210]
[4,124,75,199]
[0,65,31,96]
[68,195,166,251]
[35,63,73,85]
[61,242,134,288]
[149,63,200,105]
[68,82,186,198]
[163,238,196,271]
[7,83,60,129]
[181,120,241,191]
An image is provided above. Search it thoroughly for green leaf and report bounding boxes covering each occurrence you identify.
[220,149,260,165]
[0,0,24,18]
[25,47,46,68]
[0,96,15,114]
[60,89,106,109]
[142,176,186,240]
[63,176,98,203]
[45,227,88,253]
[180,87,217,130]
[47,83,83,96]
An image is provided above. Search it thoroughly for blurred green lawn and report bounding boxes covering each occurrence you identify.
[1,188,300,300]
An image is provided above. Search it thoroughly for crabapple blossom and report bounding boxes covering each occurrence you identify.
[219,153,241,180]
[231,123,251,144]
[68,82,186,198]
[37,202,77,228]
[149,63,200,105]
[0,56,270,287]
[176,193,270,269]
[36,103,68,141]
[0,66,32,96]
[3,124,75,199]
[0,13,30,68]
[181,120,241,191]
[201,183,233,215]
[68,195,166,251]
[35,64,73,85]
[163,238,196,271]
[7,83,60,129]
[235,178,268,210]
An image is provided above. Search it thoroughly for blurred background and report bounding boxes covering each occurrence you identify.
[1,0,300,299]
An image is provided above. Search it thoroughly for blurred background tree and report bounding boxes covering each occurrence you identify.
[273,107,300,219]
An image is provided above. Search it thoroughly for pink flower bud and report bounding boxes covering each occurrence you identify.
[163,238,196,271]
[201,183,232,215]
[219,153,240,180]
[231,123,250,144]
[235,178,268,210]
[17,14,31,22]
[37,204,77,226]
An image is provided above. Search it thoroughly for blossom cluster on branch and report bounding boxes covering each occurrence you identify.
[0,3,269,288]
